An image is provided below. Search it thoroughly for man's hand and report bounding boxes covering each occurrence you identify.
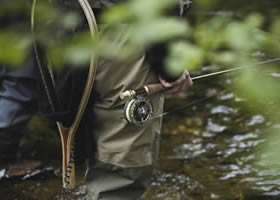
[159,70,193,94]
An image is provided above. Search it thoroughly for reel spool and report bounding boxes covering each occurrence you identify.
[124,96,153,126]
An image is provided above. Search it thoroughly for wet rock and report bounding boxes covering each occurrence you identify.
[0,160,41,179]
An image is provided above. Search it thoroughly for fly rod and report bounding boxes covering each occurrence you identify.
[120,57,280,100]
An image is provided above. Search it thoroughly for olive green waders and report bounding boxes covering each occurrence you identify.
[85,161,154,200]
[85,54,163,199]
[83,2,164,198]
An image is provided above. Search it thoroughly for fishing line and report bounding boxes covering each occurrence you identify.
[191,57,280,81]
[120,57,280,101]
[149,90,218,122]
[122,57,280,126]
[151,56,280,120]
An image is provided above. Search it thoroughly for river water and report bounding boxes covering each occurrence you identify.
[1,68,280,200]
[145,72,280,200]
[1,1,280,200]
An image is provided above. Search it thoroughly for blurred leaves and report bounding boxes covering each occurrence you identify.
[47,0,190,65]
[235,66,280,115]
[1,0,280,117]
[1,0,280,71]
[224,15,266,51]
[1,0,280,187]
[102,0,177,23]
[1,0,280,106]
[0,0,30,18]
[166,42,203,77]
[194,16,230,50]
[128,18,190,47]
[0,32,31,66]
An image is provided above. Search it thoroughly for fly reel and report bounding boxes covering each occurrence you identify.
[124,96,153,126]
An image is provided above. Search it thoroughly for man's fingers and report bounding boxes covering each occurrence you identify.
[165,81,187,94]
[174,71,192,86]
[159,70,193,94]
[159,76,173,88]
[182,71,193,88]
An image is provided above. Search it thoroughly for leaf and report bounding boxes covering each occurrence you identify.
[235,68,280,114]
[224,16,266,51]
[165,41,204,76]
[129,18,190,47]
[102,0,177,23]
[0,32,31,66]
[194,16,230,50]
[209,51,237,66]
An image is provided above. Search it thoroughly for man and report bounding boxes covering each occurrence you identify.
[1,1,192,199]
[83,1,193,199]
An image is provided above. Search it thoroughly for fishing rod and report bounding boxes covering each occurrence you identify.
[120,57,280,126]
[120,57,280,100]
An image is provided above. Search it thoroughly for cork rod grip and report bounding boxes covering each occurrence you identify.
[144,83,165,94]
[120,83,165,100]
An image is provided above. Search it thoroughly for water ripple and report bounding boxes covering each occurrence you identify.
[211,105,237,114]
[246,115,265,126]
[207,119,227,133]
[219,93,235,100]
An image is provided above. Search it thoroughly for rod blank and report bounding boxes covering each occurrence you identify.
[120,58,280,100]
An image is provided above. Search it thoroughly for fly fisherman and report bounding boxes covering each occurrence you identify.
[0,1,90,165]
[80,0,193,199]
[0,0,193,199]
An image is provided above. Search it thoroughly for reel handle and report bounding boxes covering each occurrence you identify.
[120,83,164,100]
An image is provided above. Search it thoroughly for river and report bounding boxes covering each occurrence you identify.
[1,1,280,199]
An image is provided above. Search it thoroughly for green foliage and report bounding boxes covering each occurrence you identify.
[2,0,279,72]
[127,18,190,47]
[236,68,280,108]
[102,0,177,23]
[0,32,31,66]
[1,0,280,190]
[1,0,280,104]
[262,18,280,58]
[166,42,203,76]
[45,0,190,65]
[194,0,219,11]
[189,13,269,68]
[225,15,266,51]
[194,16,229,50]
[0,0,30,18]
[2,1,280,112]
